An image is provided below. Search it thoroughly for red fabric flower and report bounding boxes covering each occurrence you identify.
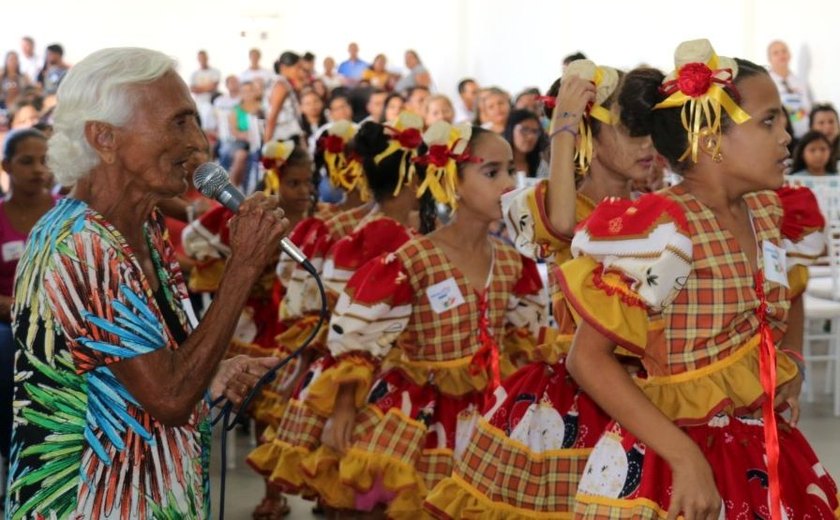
[777,186,825,241]
[260,157,277,170]
[426,144,451,167]
[394,127,423,149]
[677,62,713,98]
[321,135,345,154]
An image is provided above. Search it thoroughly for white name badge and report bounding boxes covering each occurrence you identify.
[1,241,25,263]
[426,277,466,314]
[762,240,788,287]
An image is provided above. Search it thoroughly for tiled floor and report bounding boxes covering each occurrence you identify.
[210,382,840,520]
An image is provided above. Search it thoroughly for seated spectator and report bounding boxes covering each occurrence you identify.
[326,91,353,123]
[9,101,41,129]
[225,81,263,191]
[337,43,369,84]
[394,49,431,93]
[790,130,837,176]
[320,56,344,92]
[301,51,316,86]
[404,85,430,116]
[514,87,541,112]
[809,103,840,169]
[423,94,455,126]
[37,44,69,95]
[503,108,547,179]
[479,86,511,133]
[0,129,57,462]
[380,92,404,123]
[454,78,478,123]
[240,48,274,92]
[361,54,394,90]
[1,52,31,107]
[18,37,40,85]
[299,88,327,141]
[364,88,387,122]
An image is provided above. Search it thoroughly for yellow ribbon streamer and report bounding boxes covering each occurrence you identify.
[263,169,281,196]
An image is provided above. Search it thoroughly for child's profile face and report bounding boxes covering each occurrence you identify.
[457,133,516,221]
[716,73,791,191]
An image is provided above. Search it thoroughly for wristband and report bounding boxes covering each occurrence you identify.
[549,123,578,141]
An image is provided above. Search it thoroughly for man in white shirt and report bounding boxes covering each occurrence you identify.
[767,40,813,139]
[454,78,479,124]
[239,48,274,94]
[19,36,41,84]
[190,50,221,107]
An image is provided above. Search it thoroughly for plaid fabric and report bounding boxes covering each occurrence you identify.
[454,418,590,513]
[418,451,455,492]
[661,187,788,373]
[355,409,427,467]
[393,235,524,362]
[273,398,325,450]
[326,203,374,237]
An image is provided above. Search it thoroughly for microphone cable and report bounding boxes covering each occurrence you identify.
[209,260,327,520]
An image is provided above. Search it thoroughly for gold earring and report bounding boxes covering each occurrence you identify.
[713,152,723,163]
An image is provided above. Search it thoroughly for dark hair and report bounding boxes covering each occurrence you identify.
[457,78,476,94]
[563,52,587,66]
[3,128,46,159]
[405,85,430,99]
[620,58,768,173]
[299,89,328,139]
[302,52,315,62]
[515,88,541,104]
[809,103,839,143]
[352,121,435,233]
[791,130,836,173]
[379,92,404,123]
[278,51,300,68]
[46,44,63,56]
[503,109,546,176]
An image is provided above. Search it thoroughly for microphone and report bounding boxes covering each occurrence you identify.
[193,162,311,269]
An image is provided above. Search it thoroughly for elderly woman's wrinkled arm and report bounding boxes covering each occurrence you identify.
[109,194,289,426]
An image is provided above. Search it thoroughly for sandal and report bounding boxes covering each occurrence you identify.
[252,495,290,519]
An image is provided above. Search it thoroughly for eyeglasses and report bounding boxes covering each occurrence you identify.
[516,126,541,136]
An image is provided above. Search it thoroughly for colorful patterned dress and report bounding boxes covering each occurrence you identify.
[8,198,210,520]
[247,213,417,486]
[425,181,612,518]
[559,186,839,518]
[289,235,546,517]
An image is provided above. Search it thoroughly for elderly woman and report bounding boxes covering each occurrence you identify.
[7,48,288,519]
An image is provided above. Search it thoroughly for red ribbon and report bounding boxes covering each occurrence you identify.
[383,125,423,149]
[413,142,483,167]
[754,270,783,520]
[659,65,739,101]
[260,157,278,170]
[468,293,501,396]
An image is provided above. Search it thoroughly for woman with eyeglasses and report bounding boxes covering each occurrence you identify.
[503,108,548,179]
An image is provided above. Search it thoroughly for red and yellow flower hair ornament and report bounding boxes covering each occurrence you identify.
[653,39,751,163]
[260,139,295,195]
[562,59,619,174]
[413,121,481,210]
[374,112,425,196]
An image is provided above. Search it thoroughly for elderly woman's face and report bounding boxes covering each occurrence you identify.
[115,72,206,197]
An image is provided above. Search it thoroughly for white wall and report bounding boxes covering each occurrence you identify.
[3,0,838,106]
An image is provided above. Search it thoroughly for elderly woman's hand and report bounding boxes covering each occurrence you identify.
[228,193,290,270]
[210,355,278,407]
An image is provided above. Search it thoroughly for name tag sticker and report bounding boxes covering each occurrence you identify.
[762,240,788,287]
[2,241,24,263]
[426,278,466,314]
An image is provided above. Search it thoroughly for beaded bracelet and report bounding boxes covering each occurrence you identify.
[549,123,578,141]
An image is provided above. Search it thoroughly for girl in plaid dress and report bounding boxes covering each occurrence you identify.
[247,114,433,500]
[292,123,547,517]
[561,39,839,519]
[245,123,381,519]
[425,59,658,518]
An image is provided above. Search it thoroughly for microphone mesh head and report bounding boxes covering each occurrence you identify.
[193,163,229,198]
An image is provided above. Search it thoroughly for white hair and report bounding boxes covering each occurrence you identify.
[48,47,176,186]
